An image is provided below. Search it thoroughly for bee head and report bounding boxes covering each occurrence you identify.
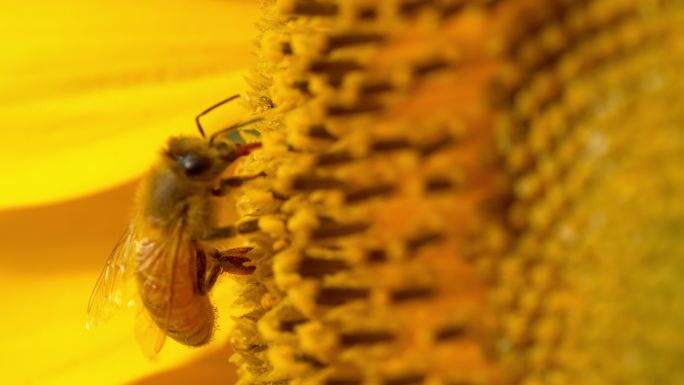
[165,137,226,181]
[165,137,262,181]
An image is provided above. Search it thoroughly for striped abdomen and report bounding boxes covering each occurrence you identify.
[136,236,214,346]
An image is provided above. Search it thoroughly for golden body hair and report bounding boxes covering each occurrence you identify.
[88,133,260,356]
[134,153,217,346]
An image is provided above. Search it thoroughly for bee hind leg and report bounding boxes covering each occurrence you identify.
[211,248,256,275]
[196,248,257,295]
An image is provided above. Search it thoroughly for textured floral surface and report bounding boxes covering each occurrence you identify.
[225,1,684,384]
[2,0,683,384]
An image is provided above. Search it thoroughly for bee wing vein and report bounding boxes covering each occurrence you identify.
[134,221,187,357]
[87,224,138,327]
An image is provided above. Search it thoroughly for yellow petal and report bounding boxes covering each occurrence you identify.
[0,0,259,209]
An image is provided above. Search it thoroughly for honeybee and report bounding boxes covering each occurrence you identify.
[87,95,263,357]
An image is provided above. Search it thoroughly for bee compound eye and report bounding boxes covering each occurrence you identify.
[178,153,211,176]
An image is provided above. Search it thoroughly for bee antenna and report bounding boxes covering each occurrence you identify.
[195,94,241,138]
[209,117,263,146]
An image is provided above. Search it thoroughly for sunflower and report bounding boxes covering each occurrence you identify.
[2,1,683,385]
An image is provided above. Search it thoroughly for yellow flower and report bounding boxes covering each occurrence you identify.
[3,0,684,384]
[228,1,684,384]
[0,1,258,384]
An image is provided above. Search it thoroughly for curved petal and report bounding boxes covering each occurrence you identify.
[0,0,259,209]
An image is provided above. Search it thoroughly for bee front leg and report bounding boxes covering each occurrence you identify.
[212,172,267,196]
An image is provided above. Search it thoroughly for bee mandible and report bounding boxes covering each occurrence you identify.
[87,95,263,357]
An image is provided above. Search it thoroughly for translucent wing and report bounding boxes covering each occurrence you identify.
[86,224,138,329]
[135,305,167,359]
[133,222,187,358]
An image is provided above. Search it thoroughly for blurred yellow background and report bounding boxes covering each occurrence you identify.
[0,0,259,384]
[0,0,259,209]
